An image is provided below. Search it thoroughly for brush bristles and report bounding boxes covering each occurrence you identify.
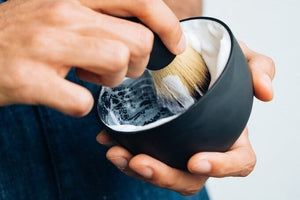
[152,45,210,103]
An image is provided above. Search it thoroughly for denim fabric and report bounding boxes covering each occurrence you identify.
[0,0,210,199]
[0,69,210,200]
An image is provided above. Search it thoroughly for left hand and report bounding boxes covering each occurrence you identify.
[96,42,275,196]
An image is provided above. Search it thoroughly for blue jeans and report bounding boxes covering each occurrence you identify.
[0,69,209,200]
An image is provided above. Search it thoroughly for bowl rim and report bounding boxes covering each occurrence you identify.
[98,16,236,134]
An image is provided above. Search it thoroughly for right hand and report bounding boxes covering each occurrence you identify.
[0,0,185,116]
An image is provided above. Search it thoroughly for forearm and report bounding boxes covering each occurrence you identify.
[163,0,202,19]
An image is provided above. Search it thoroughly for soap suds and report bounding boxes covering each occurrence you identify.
[99,19,232,133]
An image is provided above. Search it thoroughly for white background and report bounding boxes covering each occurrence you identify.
[203,0,300,200]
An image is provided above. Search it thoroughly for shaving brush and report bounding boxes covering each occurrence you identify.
[147,34,210,112]
[129,17,210,108]
[151,45,210,109]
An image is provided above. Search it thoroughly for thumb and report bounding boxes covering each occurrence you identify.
[187,129,257,178]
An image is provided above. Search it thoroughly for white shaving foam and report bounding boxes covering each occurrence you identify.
[109,115,179,132]
[108,19,231,132]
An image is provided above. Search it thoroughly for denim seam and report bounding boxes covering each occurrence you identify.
[35,106,62,200]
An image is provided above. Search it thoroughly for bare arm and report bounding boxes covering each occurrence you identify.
[163,0,203,19]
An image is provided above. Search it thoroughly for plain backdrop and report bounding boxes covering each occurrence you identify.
[203,0,300,199]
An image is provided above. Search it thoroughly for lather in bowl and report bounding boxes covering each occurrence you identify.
[97,17,253,169]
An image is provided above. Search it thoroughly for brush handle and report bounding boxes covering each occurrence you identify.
[127,18,176,70]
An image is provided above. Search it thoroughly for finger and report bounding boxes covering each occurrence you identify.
[40,3,149,78]
[128,154,208,196]
[251,66,274,101]
[239,42,275,80]
[239,41,275,101]
[106,145,208,195]
[106,146,140,178]
[33,3,148,79]
[46,33,131,87]
[35,73,94,117]
[80,0,186,54]
[96,130,117,147]
[73,14,152,78]
[106,146,207,195]
[188,128,257,177]
[75,68,127,87]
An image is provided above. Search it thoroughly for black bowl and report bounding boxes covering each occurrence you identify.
[97,17,253,169]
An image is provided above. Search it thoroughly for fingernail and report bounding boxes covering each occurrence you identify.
[96,132,116,146]
[193,160,211,173]
[176,34,186,53]
[109,157,128,170]
[134,167,153,179]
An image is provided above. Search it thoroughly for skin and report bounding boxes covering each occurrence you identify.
[96,0,275,196]
[97,42,275,196]
[0,0,185,116]
[0,0,275,196]
[163,0,203,19]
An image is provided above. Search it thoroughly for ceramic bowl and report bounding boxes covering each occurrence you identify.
[97,17,253,169]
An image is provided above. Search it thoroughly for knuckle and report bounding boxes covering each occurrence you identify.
[45,1,75,23]
[109,44,130,72]
[50,1,71,15]
[29,29,49,48]
[3,67,34,101]
[135,27,154,56]
[127,58,149,78]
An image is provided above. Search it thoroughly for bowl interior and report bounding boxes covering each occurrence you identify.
[97,18,232,133]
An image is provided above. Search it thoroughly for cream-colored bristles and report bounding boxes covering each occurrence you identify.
[151,45,210,102]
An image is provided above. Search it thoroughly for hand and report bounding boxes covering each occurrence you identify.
[96,42,275,195]
[0,0,185,116]
[239,41,275,102]
[98,128,253,195]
